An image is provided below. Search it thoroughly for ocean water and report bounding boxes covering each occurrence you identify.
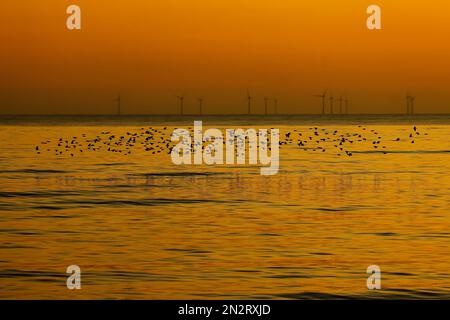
[1,115,450,299]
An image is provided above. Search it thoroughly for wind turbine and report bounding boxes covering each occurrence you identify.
[329,92,334,115]
[274,98,278,115]
[410,96,415,116]
[115,94,121,115]
[338,96,343,114]
[313,89,328,115]
[247,89,252,115]
[406,92,410,115]
[406,92,413,115]
[264,97,269,116]
[197,97,204,115]
[177,95,185,115]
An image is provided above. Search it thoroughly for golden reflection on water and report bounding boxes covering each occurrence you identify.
[0,119,450,299]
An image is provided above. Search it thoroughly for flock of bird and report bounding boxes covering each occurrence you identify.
[34,125,426,158]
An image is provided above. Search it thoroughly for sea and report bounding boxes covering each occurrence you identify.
[1,114,450,299]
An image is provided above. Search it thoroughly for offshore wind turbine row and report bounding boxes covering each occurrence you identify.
[313,89,349,115]
[113,90,416,116]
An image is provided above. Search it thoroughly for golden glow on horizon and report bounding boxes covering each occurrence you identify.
[1,0,450,114]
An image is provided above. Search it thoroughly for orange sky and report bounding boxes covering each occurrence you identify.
[1,0,450,114]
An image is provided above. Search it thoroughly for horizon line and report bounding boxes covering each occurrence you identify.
[1,113,450,117]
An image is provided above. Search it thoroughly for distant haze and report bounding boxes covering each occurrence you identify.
[1,0,450,115]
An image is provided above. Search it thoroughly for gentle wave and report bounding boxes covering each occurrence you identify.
[0,191,82,198]
[1,197,262,211]
[353,150,450,154]
[1,169,69,174]
[274,290,450,299]
[128,172,227,177]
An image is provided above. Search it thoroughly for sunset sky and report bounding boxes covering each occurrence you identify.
[1,0,450,115]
